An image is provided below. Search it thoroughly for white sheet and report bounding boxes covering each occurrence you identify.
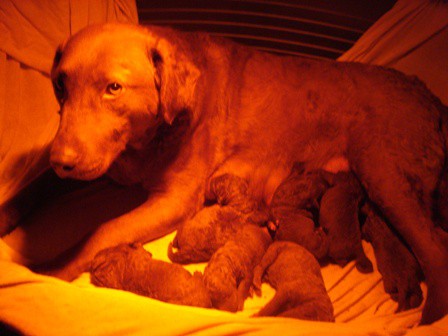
[2,232,443,336]
[0,178,440,335]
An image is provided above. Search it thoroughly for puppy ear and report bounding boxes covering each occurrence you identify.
[150,38,200,124]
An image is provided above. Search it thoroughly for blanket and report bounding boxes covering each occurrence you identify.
[0,177,446,335]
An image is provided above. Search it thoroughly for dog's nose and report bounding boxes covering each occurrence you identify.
[50,147,79,175]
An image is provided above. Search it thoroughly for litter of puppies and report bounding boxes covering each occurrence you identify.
[90,167,423,321]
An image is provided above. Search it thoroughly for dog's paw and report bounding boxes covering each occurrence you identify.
[309,227,328,260]
[32,253,89,282]
[385,280,423,312]
[33,264,80,282]
[355,252,373,274]
[380,263,423,312]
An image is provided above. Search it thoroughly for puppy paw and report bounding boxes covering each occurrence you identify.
[252,265,263,294]
[309,227,328,260]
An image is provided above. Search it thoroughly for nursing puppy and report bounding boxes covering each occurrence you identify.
[269,162,329,259]
[253,241,334,322]
[168,204,245,264]
[319,172,373,273]
[90,243,212,308]
[168,174,267,263]
[41,23,447,323]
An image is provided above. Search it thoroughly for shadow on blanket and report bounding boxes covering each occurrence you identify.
[2,173,147,265]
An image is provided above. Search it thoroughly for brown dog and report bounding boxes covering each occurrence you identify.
[42,23,447,323]
[253,241,334,322]
[90,243,212,308]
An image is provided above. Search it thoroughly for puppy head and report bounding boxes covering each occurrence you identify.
[50,23,199,180]
[90,243,152,288]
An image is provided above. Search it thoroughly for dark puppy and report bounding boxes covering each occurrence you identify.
[90,243,212,308]
[362,204,423,312]
[319,172,373,273]
[169,174,267,264]
[203,225,272,312]
[269,162,329,259]
[253,241,334,322]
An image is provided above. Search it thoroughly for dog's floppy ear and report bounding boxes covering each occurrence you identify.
[51,40,67,78]
[51,41,68,103]
[149,38,200,124]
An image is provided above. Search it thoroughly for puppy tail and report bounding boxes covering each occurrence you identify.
[253,290,288,317]
[167,242,188,263]
[167,242,211,264]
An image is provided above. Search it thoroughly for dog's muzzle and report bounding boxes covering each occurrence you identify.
[50,145,79,178]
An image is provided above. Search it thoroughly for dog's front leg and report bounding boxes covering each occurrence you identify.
[40,177,204,281]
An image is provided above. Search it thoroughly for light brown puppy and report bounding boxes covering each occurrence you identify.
[253,241,334,322]
[203,224,271,312]
[40,23,446,323]
[90,243,212,308]
[168,204,245,264]
[169,174,267,264]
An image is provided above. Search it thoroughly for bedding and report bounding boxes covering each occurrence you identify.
[0,178,447,335]
[1,0,448,335]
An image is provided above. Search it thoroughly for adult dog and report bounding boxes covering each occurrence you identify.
[47,23,447,324]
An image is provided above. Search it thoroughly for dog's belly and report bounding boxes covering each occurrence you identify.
[234,129,349,205]
[322,156,350,173]
[250,122,349,204]
[261,155,349,205]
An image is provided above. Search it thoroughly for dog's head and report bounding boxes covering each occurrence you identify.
[50,24,199,180]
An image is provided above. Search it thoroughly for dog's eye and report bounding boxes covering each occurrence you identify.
[106,82,123,95]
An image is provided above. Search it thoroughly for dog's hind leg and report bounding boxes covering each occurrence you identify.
[362,203,423,312]
[349,139,448,324]
[252,243,282,291]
